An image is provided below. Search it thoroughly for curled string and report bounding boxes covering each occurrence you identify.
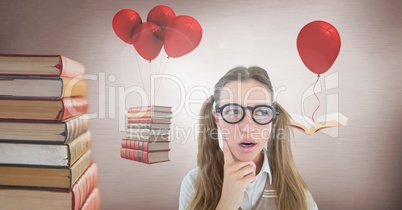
[312,74,321,123]
[155,56,170,99]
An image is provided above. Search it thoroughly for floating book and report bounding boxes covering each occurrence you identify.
[127,122,171,130]
[0,54,85,77]
[121,139,170,152]
[124,134,170,142]
[123,104,172,164]
[126,105,172,119]
[128,105,172,113]
[126,111,172,119]
[126,128,170,136]
[120,148,170,164]
[127,117,172,124]
[290,113,349,135]
[0,76,87,98]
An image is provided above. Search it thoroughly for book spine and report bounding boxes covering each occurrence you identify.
[68,131,92,166]
[127,118,153,123]
[126,128,169,136]
[120,148,148,163]
[60,97,89,120]
[127,105,152,113]
[70,150,92,188]
[65,115,90,143]
[61,77,88,98]
[59,55,85,78]
[80,188,100,210]
[121,139,149,151]
[126,112,172,119]
[72,163,98,210]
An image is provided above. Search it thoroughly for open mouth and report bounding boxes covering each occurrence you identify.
[240,142,256,148]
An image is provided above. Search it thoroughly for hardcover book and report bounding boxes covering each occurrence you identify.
[290,113,349,135]
[0,131,91,167]
[120,148,170,164]
[124,133,170,142]
[0,162,98,210]
[0,96,88,120]
[126,128,170,136]
[0,149,92,189]
[121,139,170,151]
[127,117,171,124]
[128,105,172,113]
[0,54,85,78]
[127,122,171,130]
[0,114,89,144]
[0,76,87,98]
[126,111,172,119]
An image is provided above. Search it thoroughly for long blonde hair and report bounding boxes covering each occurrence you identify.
[188,66,309,210]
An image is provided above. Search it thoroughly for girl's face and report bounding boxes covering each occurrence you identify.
[214,79,273,163]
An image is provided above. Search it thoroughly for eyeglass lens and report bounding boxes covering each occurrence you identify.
[221,104,274,124]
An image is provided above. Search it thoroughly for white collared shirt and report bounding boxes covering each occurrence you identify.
[178,149,318,210]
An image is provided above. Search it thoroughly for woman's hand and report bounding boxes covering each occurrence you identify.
[216,139,256,210]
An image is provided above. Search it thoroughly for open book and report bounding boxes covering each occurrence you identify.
[290,113,348,135]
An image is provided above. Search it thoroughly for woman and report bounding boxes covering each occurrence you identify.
[179,66,318,210]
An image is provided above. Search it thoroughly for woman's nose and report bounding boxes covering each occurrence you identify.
[239,110,255,132]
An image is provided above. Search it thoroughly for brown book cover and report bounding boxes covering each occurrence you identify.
[0,96,88,121]
[0,131,91,167]
[0,162,98,210]
[0,149,92,189]
[0,54,85,78]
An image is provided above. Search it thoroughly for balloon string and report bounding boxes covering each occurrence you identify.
[134,51,146,95]
[155,57,170,99]
[312,74,321,123]
[155,51,165,99]
[158,50,165,75]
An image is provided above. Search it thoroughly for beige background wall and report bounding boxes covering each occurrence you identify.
[0,0,401,209]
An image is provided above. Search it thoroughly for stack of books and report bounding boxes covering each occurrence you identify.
[0,54,100,210]
[121,105,172,164]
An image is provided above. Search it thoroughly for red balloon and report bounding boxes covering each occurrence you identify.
[132,22,164,61]
[147,5,176,30]
[297,20,341,75]
[164,15,202,58]
[112,9,142,44]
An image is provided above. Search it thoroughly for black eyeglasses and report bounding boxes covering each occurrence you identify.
[215,103,279,125]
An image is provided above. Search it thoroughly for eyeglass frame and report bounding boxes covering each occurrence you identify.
[215,103,280,125]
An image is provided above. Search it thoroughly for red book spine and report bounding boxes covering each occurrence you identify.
[59,55,85,78]
[80,188,100,210]
[121,139,149,151]
[60,97,89,120]
[127,118,152,124]
[120,148,149,164]
[128,106,153,113]
[71,163,98,210]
